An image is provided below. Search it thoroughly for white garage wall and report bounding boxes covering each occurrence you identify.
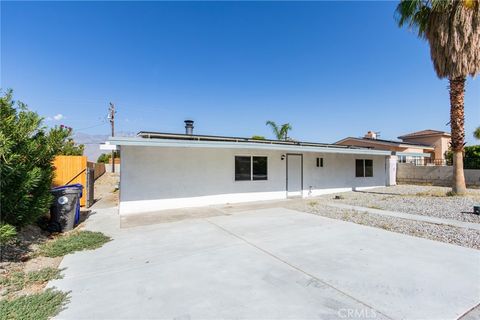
[119,146,387,215]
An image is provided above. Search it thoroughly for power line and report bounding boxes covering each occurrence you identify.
[75,122,108,131]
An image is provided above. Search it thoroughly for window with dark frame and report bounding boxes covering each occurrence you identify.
[355,159,373,177]
[235,156,267,181]
[316,157,324,167]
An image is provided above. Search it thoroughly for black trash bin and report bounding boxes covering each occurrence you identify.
[49,184,83,232]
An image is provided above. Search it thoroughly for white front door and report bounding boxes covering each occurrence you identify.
[287,154,302,197]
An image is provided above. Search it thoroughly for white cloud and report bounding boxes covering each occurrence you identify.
[47,113,65,121]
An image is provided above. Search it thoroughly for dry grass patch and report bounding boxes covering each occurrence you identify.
[415,190,450,197]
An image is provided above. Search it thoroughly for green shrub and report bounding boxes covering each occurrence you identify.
[0,224,17,244]
[0,90,75,228]
[97,153,111,163]
[0,288,68,320]
[38,231,111,257]
[445,145,480,169]
[97,151,119,164]
[59,138,84,156]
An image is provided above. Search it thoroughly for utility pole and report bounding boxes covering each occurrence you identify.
[108,103,116,173]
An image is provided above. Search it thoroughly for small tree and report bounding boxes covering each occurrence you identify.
[474,127,480,140]
[97,153,111,164]
[0,91,73,228]
[251,135,266,140]
[59,138,84,156]
[97,151,119,164]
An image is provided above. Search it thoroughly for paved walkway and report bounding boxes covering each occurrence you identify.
[50,206,480,319]
[325,202,480,231]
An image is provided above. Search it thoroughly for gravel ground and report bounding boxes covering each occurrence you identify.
[314,185,480,223]
[287,200,480,250]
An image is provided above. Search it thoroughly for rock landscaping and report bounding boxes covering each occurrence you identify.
[287,185,480,250]
[319,185,480,223]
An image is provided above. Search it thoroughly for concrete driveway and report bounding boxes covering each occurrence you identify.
[50,207,480,319]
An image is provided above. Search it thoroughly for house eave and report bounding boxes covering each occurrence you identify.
[336,137,434,150]
[104,136,395,156]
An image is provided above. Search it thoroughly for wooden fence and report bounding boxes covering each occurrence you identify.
[53,156,88,206]
[88,162,106,180]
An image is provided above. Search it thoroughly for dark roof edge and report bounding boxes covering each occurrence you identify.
[398,130,451,139]
[137,131,370,150]
[335,136,434,148]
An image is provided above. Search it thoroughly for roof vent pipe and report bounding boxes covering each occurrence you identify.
[185,120,194,135]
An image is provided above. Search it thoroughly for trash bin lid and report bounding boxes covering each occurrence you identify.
[51,184,83,196]
[52,183,83,191]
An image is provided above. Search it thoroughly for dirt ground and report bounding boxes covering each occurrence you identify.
[92,172,119,209]
[0,225,62,297]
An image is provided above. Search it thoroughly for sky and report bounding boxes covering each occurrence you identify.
[2,1,479,144]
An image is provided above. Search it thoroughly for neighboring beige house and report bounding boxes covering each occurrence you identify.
[336,130,451,164]
[336,131,435,164]
[398,129,451,162]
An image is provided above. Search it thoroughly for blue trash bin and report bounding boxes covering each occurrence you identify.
[49,184,83,232]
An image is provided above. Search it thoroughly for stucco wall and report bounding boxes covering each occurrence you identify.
[397,163,480,187]
[119,146,387,215]
[401,136,450,160]
[302,152,387,196]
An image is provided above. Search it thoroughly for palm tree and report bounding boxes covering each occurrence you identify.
[474,127,480,140]
[265,121,292,141]
[396,0,480,195]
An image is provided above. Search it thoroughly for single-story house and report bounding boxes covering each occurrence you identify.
[102,122,427,217]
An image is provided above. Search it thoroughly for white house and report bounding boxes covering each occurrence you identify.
[102,122,410,217]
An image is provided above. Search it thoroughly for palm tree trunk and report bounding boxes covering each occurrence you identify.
[449,77,467,195]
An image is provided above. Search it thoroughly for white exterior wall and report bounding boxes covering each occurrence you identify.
[302,152,387,196]
[119,146,387,215]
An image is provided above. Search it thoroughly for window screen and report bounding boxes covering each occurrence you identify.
[364,159,373,177]
[235,156,251,181]
[253,156,267,180]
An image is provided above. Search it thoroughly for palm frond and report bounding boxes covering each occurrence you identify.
[395,0,431,37]
[266,121,282,140]
[279,123,292,140]
[396,0,480,78]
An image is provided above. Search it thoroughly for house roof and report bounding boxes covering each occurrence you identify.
[398,129,451,139]
[335,137,435,150]
[102,131,430,157]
